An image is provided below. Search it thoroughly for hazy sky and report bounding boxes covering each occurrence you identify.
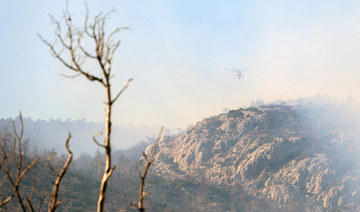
[1,0,360,129]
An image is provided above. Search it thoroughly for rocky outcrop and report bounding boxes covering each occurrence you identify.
[149,105,360,211]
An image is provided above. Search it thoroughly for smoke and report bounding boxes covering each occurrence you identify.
[0,118,160,158]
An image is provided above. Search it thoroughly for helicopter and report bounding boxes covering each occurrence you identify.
[225,67,247,80]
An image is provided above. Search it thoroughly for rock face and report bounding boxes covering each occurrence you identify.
[149,105,360,211]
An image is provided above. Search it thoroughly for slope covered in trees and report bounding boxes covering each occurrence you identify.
[0,140,172,211]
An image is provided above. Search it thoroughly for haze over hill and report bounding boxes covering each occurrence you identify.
[2,99,360,211]
[0,118,163,157]
[1,1,360,211]
[147,103,360,211]
[0,94,357,157]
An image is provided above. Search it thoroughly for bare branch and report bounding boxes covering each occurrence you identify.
[150,128,163,159]
[77,31,97,59]
[24,181,37,212]
[112,78,134,104]
[38,31,105,86]
[108,40,121,62]
[48,132,73,212]
[12,112,24,141]
[0,113,39,210]
[93,131,106,148]
[29,181,37,201]
[26,198,35,212]
[19,158,39,184]
[84,4,94,38]
[138,127,163,212]
[49,14,71,50]
[58,73,81,79]
[105,27,130,48]
[37,194,46,212]
[104,166,115,182]
[47,151,58,176]
[38,34,77,69]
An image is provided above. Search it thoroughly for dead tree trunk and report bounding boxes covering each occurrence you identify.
[39,6,132,212]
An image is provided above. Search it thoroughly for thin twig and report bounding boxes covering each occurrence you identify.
[93,131,106,148]
[58,73,81,79]
[37,34,105,85]
[112,78,133,104]
[29,181,37,201]
[47,152,58,176]
[25,181,37,212]
[37,194,46,212]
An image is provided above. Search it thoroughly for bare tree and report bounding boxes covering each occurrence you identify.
[38,5,132,212]
[138,127,163,212]
[0,113,73,212]
[0,112,39,211]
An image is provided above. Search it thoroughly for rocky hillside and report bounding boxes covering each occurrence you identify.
[148,104,360,211]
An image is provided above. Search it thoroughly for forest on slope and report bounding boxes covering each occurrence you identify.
[2,102,360,211]
[0,131,172,211]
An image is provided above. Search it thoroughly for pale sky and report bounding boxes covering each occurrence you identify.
[1,0,360,129]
